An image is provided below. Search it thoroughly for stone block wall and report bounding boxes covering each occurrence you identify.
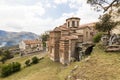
[49,31,61,62]
[59,40,69,65]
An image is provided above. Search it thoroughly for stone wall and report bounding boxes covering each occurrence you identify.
[49,31,61,61]
[59,40,69,65]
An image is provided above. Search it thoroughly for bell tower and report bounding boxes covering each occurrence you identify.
[66,17,80,28]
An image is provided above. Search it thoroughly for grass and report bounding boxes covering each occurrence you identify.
[69,44,120,80]
[0,44,120,80]
[0,52,71,80]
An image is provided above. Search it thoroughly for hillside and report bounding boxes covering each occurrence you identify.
[0,30,39,47]
[0,44,120,80]
[68,44,120,80]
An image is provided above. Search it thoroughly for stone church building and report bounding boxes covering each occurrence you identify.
[48,17,97,65]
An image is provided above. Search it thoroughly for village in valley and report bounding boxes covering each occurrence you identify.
[0,0,120,80]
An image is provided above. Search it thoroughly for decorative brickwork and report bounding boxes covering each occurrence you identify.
[48,17,96,64]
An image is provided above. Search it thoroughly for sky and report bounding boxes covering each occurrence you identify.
[0,0,102,35]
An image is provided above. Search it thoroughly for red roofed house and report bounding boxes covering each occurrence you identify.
[19,39,43,53]
[48,17,97,65]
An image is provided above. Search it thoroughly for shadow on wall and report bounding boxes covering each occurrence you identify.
[84,45,95,56]
[74,45,95,61]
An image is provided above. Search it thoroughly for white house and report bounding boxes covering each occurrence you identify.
[19,39,43,51]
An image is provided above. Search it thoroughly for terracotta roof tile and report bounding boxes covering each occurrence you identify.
[23,40,41,45]
[61,35,78,40]
[54,23,68,31]
[71,33,83,36]
[78,22,96,29]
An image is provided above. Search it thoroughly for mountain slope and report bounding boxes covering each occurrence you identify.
[0,30,39,47]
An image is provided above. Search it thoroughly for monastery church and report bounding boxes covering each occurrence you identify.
[47,17,97,65]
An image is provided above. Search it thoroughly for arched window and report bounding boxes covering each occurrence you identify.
[72,21,75,27]
[86,31,88,37]
[68,22,70,27]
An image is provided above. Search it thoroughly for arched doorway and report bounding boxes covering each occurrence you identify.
[84,45,95,56]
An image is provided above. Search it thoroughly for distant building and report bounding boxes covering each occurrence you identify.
[19,39,43,54]
[47,17,97,65]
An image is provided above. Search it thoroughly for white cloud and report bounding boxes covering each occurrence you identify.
[0,0,102,35]
[67,0,102,24]
[68,0,85,9]
[0,1,46,34]
[54,0,68,4]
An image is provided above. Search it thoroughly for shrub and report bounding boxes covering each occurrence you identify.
[0,50,14,64]
[93,32,103,43]
[0,56,7,64]
[4,50,14,59]
[0,64,11,77]
[0,62,21,77]
[31,56,39,64]
[11,62,21,72]
[25,59,31,67]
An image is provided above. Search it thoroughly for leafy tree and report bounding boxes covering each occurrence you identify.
[41,32,49,47]
[87,0,120,35]
[0,50,14,64]
[3,50,14,59]
[41,34,49,41]
[95,13,118,36]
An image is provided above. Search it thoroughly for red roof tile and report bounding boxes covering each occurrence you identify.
[54,24,68,31]
[60,35,78,40]
[23,40,41,45]
[78,22,96,29]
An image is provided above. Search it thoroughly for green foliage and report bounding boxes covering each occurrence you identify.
[3,50,14,59]
[0,50,3,56]
[12,62,21,72]
[41,32,49,47]
[0,56,7,64]
[93,32,103,43]
[43,41,46,47]
[31,56,39,64]
[95,14,118,35]
[0,62,21,77]
[41,33,49,41]
[25,59,31,67]
[0,50,14,64]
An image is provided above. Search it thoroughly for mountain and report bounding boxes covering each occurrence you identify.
[0,30,39,47]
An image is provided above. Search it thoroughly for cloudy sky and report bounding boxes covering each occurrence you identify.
[0,0,102,34]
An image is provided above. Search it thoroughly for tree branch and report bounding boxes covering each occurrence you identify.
[104,0,119,12]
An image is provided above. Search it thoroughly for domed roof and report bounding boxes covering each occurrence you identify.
[66,17,80,21]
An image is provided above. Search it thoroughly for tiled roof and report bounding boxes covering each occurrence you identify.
[66,17,80,21]
[71,33,83,36]
[60,35,78,40]
[54,23,68,31]
[53,22,96,32]
[78,22,96,29]
[23,40,41,45]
